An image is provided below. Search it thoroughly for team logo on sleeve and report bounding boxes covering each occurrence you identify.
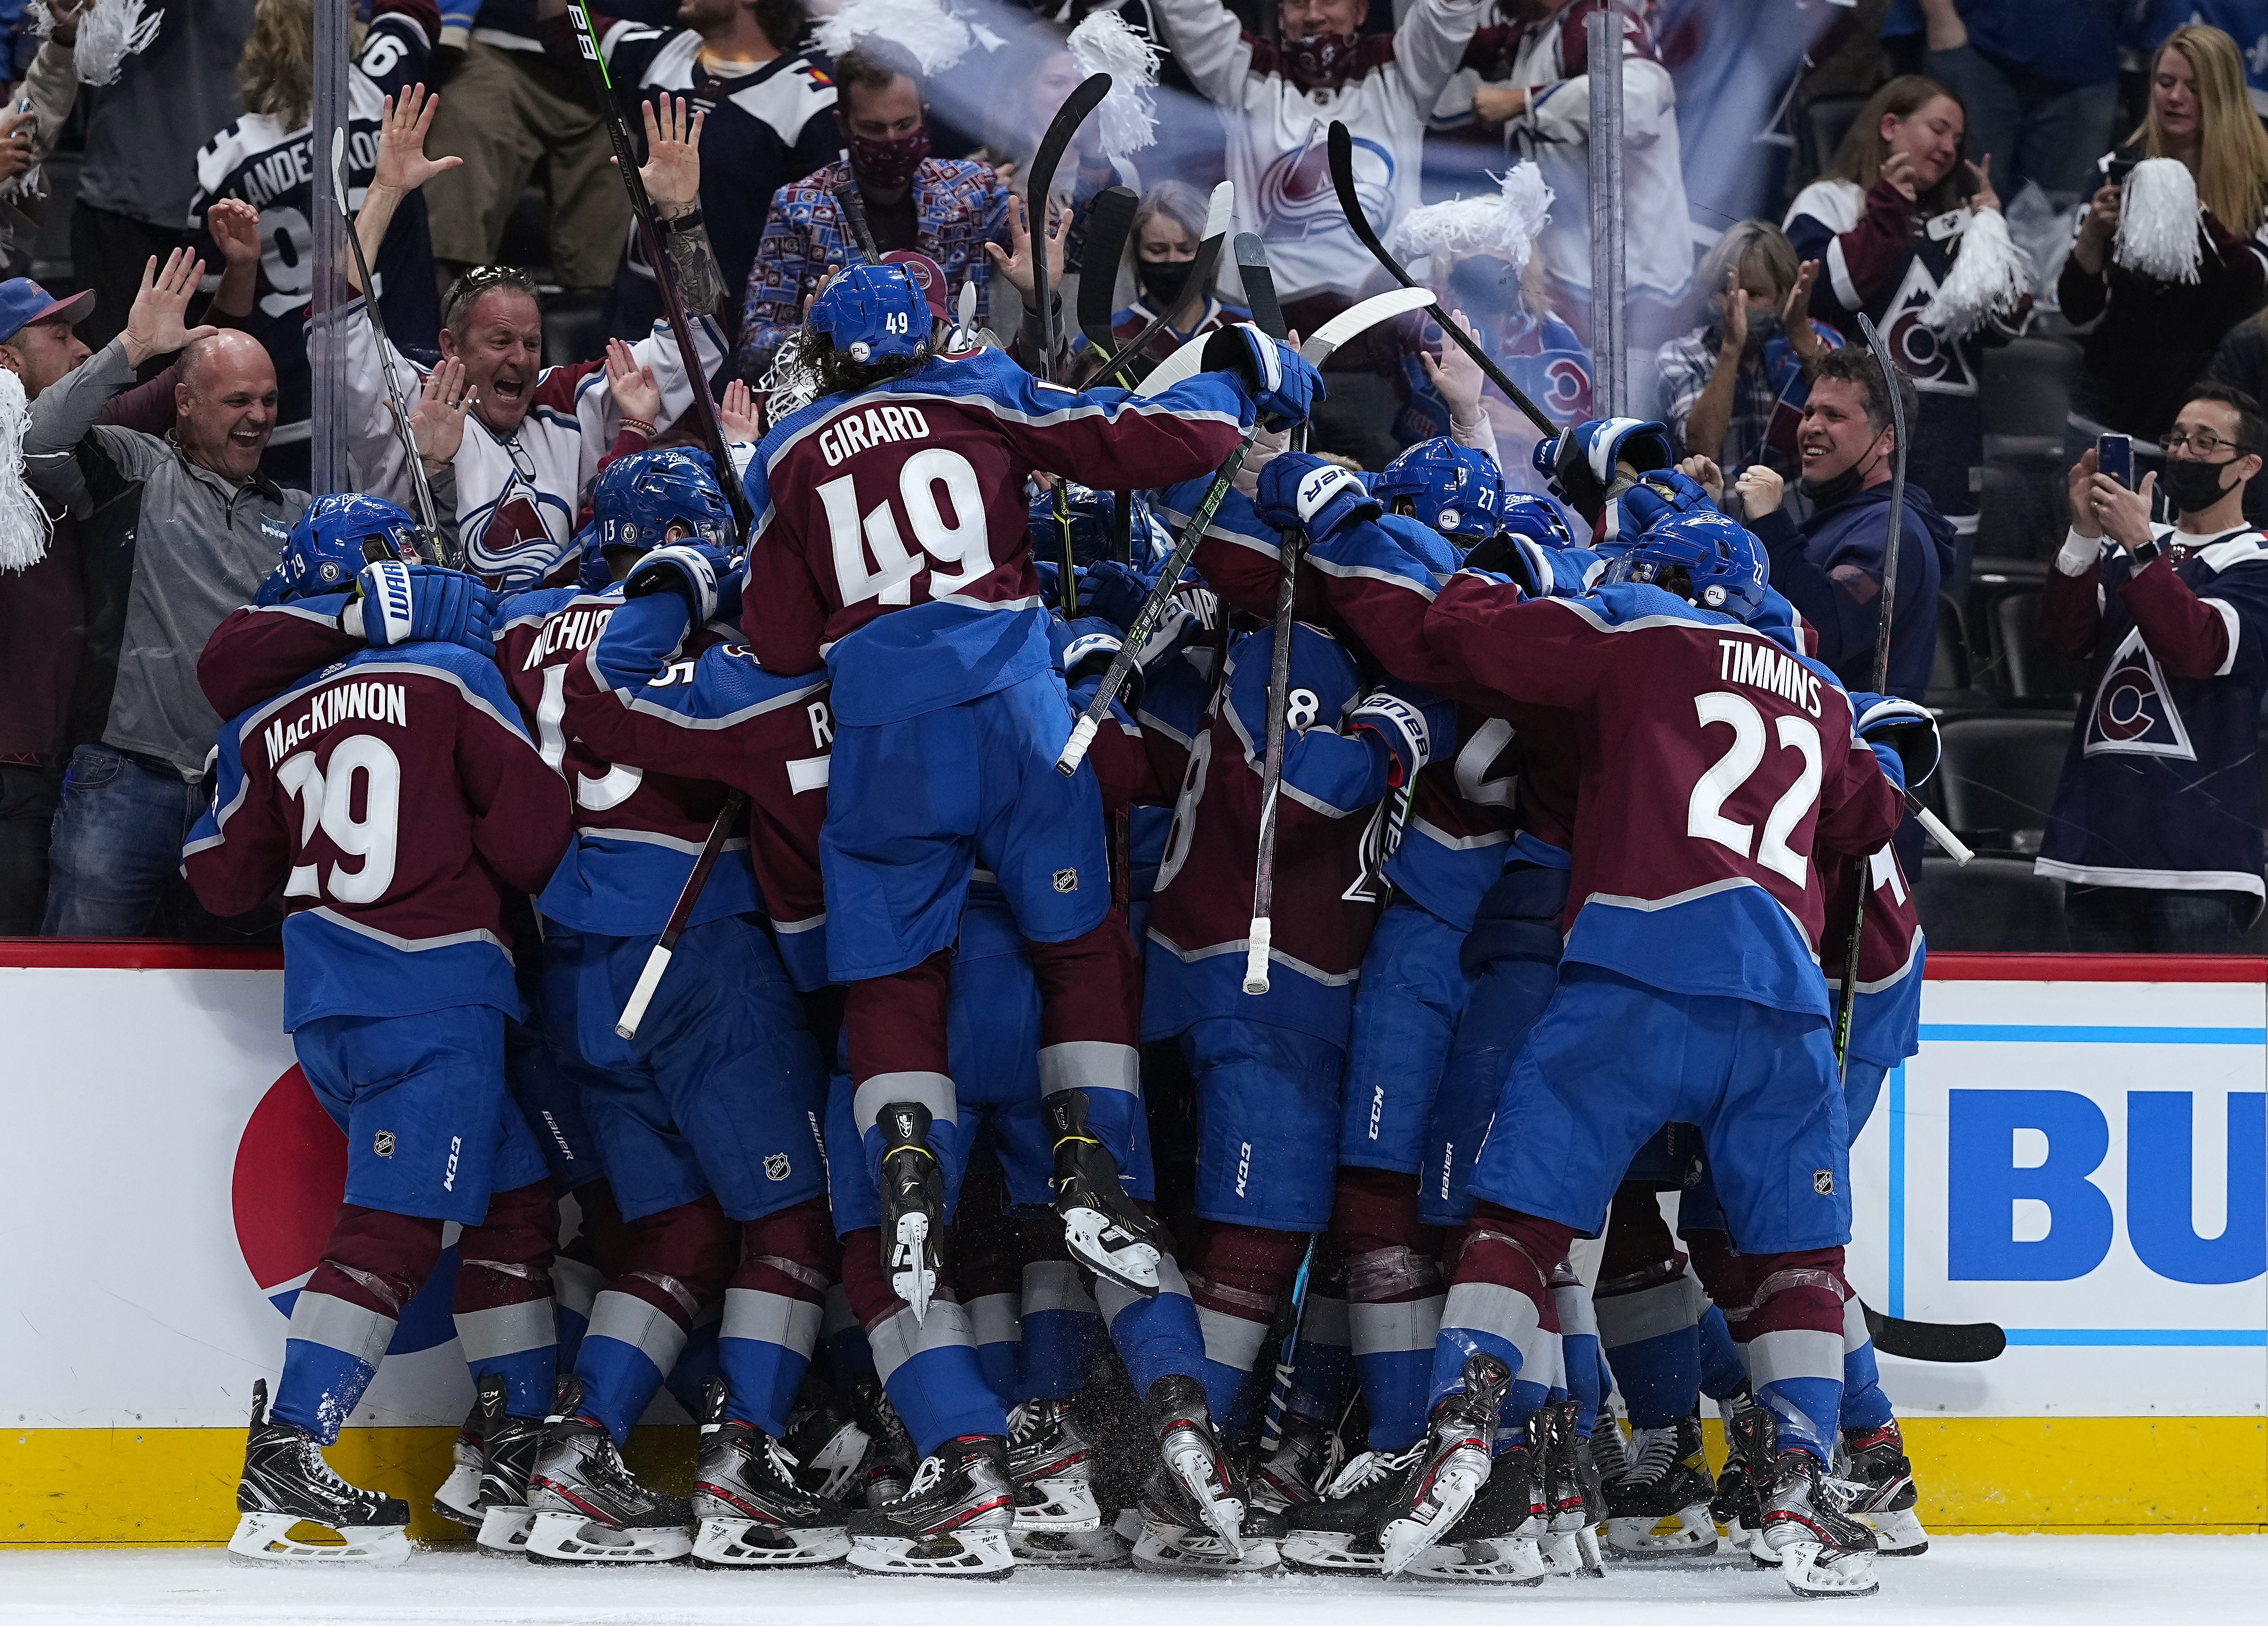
[2084,627,2197,760]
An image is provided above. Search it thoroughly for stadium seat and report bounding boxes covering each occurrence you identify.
[1991,591,2095,706]
[1915,854,2067,951]
[1937,714,2076,848]
[1980,337,2080,455]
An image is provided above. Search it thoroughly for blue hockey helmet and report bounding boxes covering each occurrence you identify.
[274,493,421,603]
[1373,438,1503,542]
[809,263,931,363]
[591,447,734,559]
[1602,509,1769,621]
[1498,492,1577,551]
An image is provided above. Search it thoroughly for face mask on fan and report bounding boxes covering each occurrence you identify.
[849,127,931,191]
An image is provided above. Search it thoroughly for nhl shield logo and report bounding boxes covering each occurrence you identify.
[1053,867,1078,893]
[2084,627,2196,760]
[764,1152,792,1182]
[373,1130,396,1158]
[1813,1168,1835,1196]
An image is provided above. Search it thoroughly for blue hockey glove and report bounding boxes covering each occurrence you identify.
[1049,615,1125,691]
[1849,692,1939,791]
[353,560,498,653]
[1349,683,1458,782]
[625,543,740,627]
[1080,558,1156,634]
[1257,451,1381,542]
[1617,467,1716,536]
[1204,322,1326,425]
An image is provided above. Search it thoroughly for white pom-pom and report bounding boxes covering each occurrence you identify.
[0,369,55,573]
[2113,157,2203,284]
[1921,206,2031,339]
[68,0,164,88]
[1069,11,1163,157]
[1391,162,1554,276]
[814,0,973,76]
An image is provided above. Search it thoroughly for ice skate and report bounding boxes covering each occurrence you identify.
[846,1434,1017,1576]
[524,1378,693,1564]
[1125,1466,1284,1576]
[1758,1422,1880,1599]
[1375,1352,1511,1575]
[471,1373,543,1557]
[1603,1413,1718,1561]
[1715,1392,1770,1561]
[1044,1089,1161,1296]
[877,1101,947,1320]
[847,1377,917,1507]
[228,1380,412,1566]
[692,1376,853,1567]
[1531,1402,1607,1577]
[1007,1524,1134,1567]
[1249,1409,1336,1516]
[1841,1421,1929,1556]
[1141,1374,1246,1556]
[1280,1442,1427,1575]
[431,1398,486,1532]
[1007,1396,1102,1531]
[1400,1436,1547,1584]
[783,1390,871,1502]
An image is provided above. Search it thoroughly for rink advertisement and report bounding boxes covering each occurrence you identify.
[1,944,2263,1543]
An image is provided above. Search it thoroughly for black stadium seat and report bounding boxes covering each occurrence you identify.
[1992,591,2094,706]
[1915,855,2067,951]
[1936,714,2076,850]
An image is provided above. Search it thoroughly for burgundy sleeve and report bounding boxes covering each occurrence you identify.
[1320,568,1523,708]
[1831,179,1921,309]
[2036,556,2104,662]
[995,397,1245,498]
[101,364,179,435]
[528,357,608,420]
[2120,555,2232,678]
[1421,580,1606,710]
[200,606,362,719]
[456,704,575,896]
[741,533,831,677]
[183,770,289,921]
[1812,723,1905,862]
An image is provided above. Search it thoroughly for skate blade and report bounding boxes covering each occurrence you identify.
[1009,1526,1133,1568]
[1606,1505,1719,1561]
[1403,1535,1547,1585]
[474,1505,534,1557]
[1061,1206,1161,1295]
[692,1516,851,1567]
[228,1512,411,1567]
[431,1463,485,1531]
[1165,1447,1245,1557]
[1378,1461,1485,1577]
[1131,1523,1280,1576]
[1862,1506,1930,1556]
[847,1527,1015,1577]
[524,1508,692,1564]
[889,1214,936,1322]
[1777,1540,1881,1598]
[802,1423,873,1502]
[1015,1475,1103,1531]
[1279,1532,1386,1576]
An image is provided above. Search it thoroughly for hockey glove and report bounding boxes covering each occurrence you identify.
[1850,692,1940,791]
[1079,558,1156,634]
[351,560,498,653]
[1203,322,1326,425]
[1349,683,1457,783]
[1616,467,1715,536]
[1050,615,1125,692]
[1256,451,1381,543]
[1461,530,1568,597]
[625,543,740,628]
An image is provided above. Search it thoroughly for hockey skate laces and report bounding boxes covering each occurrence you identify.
[900,1454,946,1501]
[1323,1443,1423,1499]
[1623,1425,1682,1487]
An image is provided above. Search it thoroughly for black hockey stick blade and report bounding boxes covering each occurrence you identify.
[1233,232,1287,342]
[832,183,881,263]
[1325,121,1557,437]
[1028,72,1112,383]
[1861,1299,2006,1364]
[1079,184,1139,352]
[1084,181,1233,385]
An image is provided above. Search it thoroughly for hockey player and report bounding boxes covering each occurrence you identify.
[184,495,574,1566]
[1253,474,1914,1596]
[736,265,1317,1568]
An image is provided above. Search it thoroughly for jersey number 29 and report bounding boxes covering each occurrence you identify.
[277,737,400,905]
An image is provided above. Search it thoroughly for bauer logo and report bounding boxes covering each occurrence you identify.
[232,1066,461,1355]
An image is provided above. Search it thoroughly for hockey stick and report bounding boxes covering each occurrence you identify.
[616,790,749,1038]
[1078,187,1141,561]
[331,128,442,553]
[830,181,881,263]
[564,0,748,534]
[1326,121,1557,437]
[1861,1300,2007,1364]
[1079,181,1233,386]
[1255,1235,1319,1453]
[1029,74,1113,618]
[1131,286,1437,401]
[1237,232,1295,997]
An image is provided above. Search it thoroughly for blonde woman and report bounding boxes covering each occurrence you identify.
[2061,24,2268,451]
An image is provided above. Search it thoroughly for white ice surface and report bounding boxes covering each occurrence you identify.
[1,1538,2262,1625]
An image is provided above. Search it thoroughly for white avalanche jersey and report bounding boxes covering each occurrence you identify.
[1435,0,1692,303]
[1150,0,1488,302]
[342,303,727,591]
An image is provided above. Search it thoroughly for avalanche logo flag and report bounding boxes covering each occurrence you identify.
[231,1066,461,1354]
[2084,626,2197,760]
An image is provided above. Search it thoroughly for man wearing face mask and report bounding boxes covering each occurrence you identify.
[737,40,1012,378]
[2033,385,2268,952]
[1734,347,1955,709]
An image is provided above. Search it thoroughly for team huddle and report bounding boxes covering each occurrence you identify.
[186,255,1938,1599]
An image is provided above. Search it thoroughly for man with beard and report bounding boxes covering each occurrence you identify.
[736,40,1012,379]
[342,84,729,591]
[1147,0,1489,465]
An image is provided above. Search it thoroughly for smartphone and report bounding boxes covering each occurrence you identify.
[2105,156,2138,188]
[2097,432,2134,489]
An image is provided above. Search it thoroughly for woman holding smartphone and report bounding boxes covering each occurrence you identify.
[2062,24,2268,468]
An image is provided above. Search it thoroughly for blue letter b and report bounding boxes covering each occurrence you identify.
[1948,1090,2114,1281]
